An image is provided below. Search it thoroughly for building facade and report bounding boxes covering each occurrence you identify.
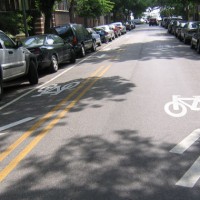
[0,0,110,35]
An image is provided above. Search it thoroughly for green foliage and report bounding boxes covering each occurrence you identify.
[76,0,114,18]
[0,12,32,35]
[112,0,152,20]
[152,0,198,19]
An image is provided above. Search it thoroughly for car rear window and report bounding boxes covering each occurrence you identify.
[22,36,45,47]
[52,25,74,41]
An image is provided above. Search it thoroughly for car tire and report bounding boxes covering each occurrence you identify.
[28,60,39,85]
[98,41,102,46]
[0,78,3,101]
[50,55,59,73]
[80,45,86,57]
[70,49,76,63]
[91,41,96,52]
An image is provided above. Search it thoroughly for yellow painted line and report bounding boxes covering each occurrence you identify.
[0,66,105,162]
[0,65,111,182]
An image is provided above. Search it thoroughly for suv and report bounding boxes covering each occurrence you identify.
[149,18,158,26]
[0,30,38,100]
[50,24,96,57]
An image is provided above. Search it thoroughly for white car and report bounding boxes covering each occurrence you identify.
[0,30,38,100]
[94,25,115,41]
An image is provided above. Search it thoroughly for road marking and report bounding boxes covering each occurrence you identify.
[32,82,81,97]
[0,66,107,163]
[0,40,115,111]
[0,117,35,132]
[0,65,111,182]
[170,129,200,154]
[176,156,200,188]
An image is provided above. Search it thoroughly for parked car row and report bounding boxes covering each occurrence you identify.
[162,17,200,53]
[0,21,136,100]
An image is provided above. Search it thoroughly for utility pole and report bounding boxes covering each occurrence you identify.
[22,0,29,37]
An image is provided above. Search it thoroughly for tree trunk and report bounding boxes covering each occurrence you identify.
[69,0,75,23]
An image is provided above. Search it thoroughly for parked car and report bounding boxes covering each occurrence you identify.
[149,18,158,26]
[21,34,76,73]
[129,20,136,29]
[93,27,110,43]
[172,20,185,35]
[94,25,115,41]
[50,23,96,57]
[176,21,188,39]
[125,21,132,31]
[0,30,38,100]
[161,17,169,27]
[168,19,176,33]
[173,20,187,37]
[110,22,127,34]
[109,24,121,38]
[86,28,101,46]
[190,24,200,53]
[180,21,200,44]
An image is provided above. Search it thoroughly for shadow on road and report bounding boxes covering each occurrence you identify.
[0,129,199,200]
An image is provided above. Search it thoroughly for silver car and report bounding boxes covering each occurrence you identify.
[94,25,115,41]
[0,30,38,100]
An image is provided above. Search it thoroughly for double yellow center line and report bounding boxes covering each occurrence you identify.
[0,65,111,182]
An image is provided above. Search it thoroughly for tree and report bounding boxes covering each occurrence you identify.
[35,0,62,33]
[112,0,152,21]
[76,0,114,23]
[152,0,199,20]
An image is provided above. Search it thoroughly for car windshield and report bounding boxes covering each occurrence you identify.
[22,35,45,47]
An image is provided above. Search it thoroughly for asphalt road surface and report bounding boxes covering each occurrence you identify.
[1,24,200,200]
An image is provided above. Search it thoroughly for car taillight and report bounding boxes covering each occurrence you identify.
[72,36,78,45]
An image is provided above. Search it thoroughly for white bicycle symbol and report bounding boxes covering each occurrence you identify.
[164,95,200,117]
[32,81,80,97]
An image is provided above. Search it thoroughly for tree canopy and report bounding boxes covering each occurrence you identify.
[35,0,200,33]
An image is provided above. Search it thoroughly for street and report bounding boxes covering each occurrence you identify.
[1,24,200,199]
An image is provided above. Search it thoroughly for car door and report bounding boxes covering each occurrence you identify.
[82,27,93,50]
[46,35,65,63]
[0,32,26,80]
[51,35,71,61]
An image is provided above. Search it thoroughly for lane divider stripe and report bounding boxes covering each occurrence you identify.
[0,65,106,162]
[0,65,111,182]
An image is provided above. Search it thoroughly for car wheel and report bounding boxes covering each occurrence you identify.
[70,49,76,63]
[0,78,3,101]
[50,55,59,73]
[80,45,86,57]
[98,41,102,46]
[28,60,39,85]
[91,41,96,52]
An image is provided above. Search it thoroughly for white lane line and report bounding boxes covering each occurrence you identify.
[170,129,200,154]
[0,67,72,111]
[176,156,200,188]
[0,117,35,132]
